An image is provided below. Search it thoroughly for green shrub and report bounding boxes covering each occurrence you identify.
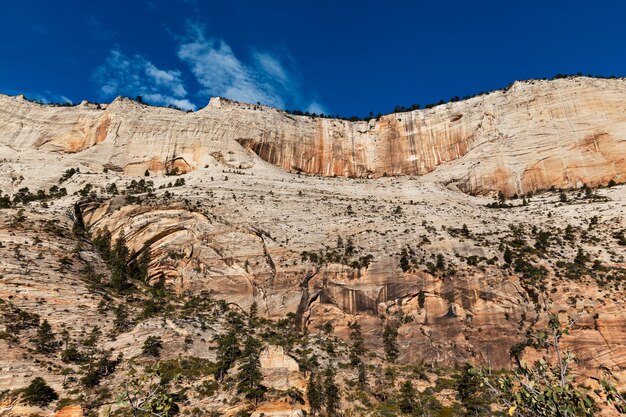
[23,377,58,406]
[142,336,163,357]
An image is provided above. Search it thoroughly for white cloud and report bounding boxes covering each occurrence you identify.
[178,33,283,107]
[306,101,328,115]
[253,52,288,83]
[144,62,187,97]
[16,91,73,105]
[91,25,327,113]
[177,23,324,111]
[93,49,196,110]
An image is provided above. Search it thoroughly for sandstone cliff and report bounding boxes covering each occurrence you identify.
[1,77,626,416]
[1,77,625,196]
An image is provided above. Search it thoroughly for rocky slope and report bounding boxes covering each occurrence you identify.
[0,77,625,416]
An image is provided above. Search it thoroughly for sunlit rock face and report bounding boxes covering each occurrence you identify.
[2,77,626,196]
[0,76,625,380]
[259,345,304,391]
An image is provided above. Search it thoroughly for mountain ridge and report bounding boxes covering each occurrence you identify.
[2,77,626,197]
[0,76,625,416]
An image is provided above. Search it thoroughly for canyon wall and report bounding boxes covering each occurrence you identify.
[1,77,626,196]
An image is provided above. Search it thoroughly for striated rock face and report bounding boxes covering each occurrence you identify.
[1,77,626,196]
[1,77,626,416]
[79,199,302,315]
[66,177,626,372]
[251,402,304,417]
[259,345,304,391]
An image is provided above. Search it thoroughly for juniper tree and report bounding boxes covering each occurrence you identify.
[142,336,163,357]
[23,377,58,406]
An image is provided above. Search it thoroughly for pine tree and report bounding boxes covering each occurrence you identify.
[83,325,102,362]
[307,372,323,415]
[324,365,340,416]
[348,321,365,366]
[214,329,241,381]
[344,237,355,257]
[436,254,445,270]
[60,328,71,350]
[34,319,56,353]
[399,380,416,413]
[93,228,112,260]
[249,301,258,327]
[574,247,589,265]
[357,361,367,388]
[110,230,130,291]
[400,247,411,272]
[113,304,132,332]
[237,335,265,402]
[383,323,399,363]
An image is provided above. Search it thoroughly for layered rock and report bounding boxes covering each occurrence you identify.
[251,402,305,417]
[259,345,304,391]
[68,176,626,371]
[1,77,626,196]
[1,77,626,416]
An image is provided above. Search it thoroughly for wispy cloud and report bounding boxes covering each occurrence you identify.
[177,23,323,111]
[93,49,196,110]
[15,90,72,104]
[306,101,328,115]
[92,23,325,113]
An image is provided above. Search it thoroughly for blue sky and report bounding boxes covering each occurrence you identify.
[1,0,625,116]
